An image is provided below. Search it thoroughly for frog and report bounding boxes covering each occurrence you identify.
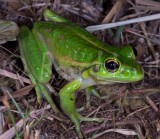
[19,9,144,138]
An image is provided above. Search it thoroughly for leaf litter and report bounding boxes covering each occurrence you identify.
[0,0,160,138]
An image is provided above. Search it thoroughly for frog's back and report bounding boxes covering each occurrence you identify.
[33,21,112,68]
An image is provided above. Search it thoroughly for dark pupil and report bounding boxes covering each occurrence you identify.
[105,61,119,72]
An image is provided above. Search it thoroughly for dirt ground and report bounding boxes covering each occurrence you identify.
[0,0,160,139]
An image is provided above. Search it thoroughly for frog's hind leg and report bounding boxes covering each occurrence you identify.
[59,78,103,138]
[35,85,42,104]
[37,83,59,113]
[26,74,42,105]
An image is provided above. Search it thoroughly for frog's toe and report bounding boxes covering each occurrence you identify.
[85,86,101,108]
[35,85,42,104]
[70,114,83,138]
[69,113,104,138]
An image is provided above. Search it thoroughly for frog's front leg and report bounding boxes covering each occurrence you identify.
[85,86,101,108]
[59,78,103,138]
[43,8,68,23]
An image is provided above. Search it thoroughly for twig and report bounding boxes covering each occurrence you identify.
[89,128,137,139]
[102,0,125,23]
[127,101,160,117]
[85,119,143,135]
[124,28,160,45]
[145,96,158,112]
[0,69,31,84]
[0,118,25,139]
[0,84,34,102]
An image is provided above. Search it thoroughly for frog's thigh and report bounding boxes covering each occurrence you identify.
[85,86,101,108]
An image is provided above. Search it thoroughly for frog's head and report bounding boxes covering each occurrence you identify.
[82,46,144,84]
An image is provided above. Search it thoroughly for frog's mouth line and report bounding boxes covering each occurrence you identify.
[90,74,138,84]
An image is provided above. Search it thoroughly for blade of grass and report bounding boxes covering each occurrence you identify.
[86,13,160,32]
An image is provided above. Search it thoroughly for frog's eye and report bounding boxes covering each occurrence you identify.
[105,59,119,72]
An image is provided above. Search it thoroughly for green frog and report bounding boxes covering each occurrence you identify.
[19,9,144,138]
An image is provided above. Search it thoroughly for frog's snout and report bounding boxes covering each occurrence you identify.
[132,67,144,81]
[137,67,144,81]
[121,66,144,82]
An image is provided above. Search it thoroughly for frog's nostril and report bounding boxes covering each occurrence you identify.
[121,68,131,78]
[131,68,136,74]
[121,67,141,80]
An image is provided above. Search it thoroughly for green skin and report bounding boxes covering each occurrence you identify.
[19,9,144,138]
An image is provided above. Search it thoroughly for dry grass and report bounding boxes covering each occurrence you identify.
[0,0,160,138]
